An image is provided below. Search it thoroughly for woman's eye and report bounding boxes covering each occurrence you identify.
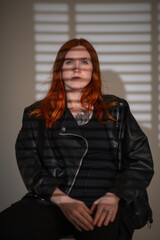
[82,60,88,64]
[65,60,73,65]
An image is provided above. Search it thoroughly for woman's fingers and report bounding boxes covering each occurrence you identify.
[60,200,94,231]
[91,193,119,227]
[69,218,82,232]
[81,206,94,224]
[74,209,94,230]
[110,210,116,222]
[72,202,94,230]
[94,207,115,227]
[96,210,108,227]
[70,213,93,231]
[77,217,93,231]
[75,225,82,232]
[103,210,114,226]
[90,203,96,214]
[93,205,102,225]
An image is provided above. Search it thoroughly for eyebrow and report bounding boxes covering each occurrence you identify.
[64,57,91,60]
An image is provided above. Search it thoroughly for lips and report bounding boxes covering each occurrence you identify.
[72,76,81,79]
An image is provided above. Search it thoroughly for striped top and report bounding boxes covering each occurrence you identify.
[69,112,119,207]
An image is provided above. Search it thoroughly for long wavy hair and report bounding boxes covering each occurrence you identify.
[30,38,115,128]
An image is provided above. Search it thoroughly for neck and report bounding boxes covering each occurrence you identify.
[66,90,83,109]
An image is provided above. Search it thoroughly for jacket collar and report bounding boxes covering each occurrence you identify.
[51,107,83,137]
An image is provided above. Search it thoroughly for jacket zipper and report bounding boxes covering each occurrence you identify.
[59,102,122,194]
[59,132,88,195]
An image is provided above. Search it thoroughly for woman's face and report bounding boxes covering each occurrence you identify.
[62,45,93,92]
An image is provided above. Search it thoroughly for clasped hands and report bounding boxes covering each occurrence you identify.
[51,189,120,232]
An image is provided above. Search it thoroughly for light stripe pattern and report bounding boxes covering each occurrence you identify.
[33,3,69,101]
[33,2,152,131]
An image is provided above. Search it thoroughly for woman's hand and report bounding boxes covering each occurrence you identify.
[50,188,94,232]
[90,193,120,227]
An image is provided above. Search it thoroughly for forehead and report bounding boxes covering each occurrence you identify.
[65,46,91,59]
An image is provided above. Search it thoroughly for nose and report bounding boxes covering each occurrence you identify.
[73,60,80,72]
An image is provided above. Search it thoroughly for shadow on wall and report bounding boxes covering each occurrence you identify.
[101,70,126,99]
[101,70,151,140]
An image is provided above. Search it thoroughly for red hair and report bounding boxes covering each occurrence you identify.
[30,38,116,128]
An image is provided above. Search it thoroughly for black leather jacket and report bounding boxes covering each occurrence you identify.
[15,95,154,205]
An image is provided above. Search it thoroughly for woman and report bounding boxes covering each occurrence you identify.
[0,38,154,240]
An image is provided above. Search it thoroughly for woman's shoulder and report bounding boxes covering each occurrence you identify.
[102,94,128,107]
[22,101,43,121]
[25,101,42,112]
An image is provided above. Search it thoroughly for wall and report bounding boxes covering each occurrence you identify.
[0,0,160,239]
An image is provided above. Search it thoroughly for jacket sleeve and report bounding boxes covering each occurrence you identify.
[111,101,154,204]
[15,107,63,200]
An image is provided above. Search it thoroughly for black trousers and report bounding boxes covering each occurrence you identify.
[0,197,134,240]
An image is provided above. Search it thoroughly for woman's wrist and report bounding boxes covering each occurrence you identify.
[50,187,70,205]
[105,192,120,203]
